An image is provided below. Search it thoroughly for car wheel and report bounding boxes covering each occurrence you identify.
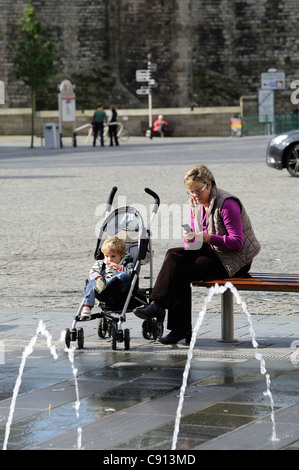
[285,144,299,177]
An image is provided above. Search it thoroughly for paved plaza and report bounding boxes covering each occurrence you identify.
[0,134,298,452]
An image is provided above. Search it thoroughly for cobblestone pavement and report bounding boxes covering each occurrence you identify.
[0,135,298,316]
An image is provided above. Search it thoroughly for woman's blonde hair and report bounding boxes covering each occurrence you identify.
[184,165,216,187]
[101,236,126,256]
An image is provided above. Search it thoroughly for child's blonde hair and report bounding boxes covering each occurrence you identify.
[101,236,126,256]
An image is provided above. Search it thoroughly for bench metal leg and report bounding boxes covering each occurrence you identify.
[220,289,236,342]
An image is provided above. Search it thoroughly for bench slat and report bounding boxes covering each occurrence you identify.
[192,273,299,292]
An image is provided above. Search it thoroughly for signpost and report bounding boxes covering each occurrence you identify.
[58,79,77,147]
[136,54,158,138]
[259,70,285,134]
[258,89,274,122]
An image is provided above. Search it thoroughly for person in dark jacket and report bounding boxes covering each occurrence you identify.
[107,104,119,146]
[92,104,107,147]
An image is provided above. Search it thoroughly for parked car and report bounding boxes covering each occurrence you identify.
[266,129,299,177]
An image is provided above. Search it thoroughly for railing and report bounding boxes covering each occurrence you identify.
[241,114,299,136]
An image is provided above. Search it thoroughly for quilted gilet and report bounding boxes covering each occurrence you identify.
[192,187,261,277]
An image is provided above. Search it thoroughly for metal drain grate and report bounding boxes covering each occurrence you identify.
[83,344,293,362]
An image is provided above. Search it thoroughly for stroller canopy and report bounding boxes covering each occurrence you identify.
[95,206,147,262]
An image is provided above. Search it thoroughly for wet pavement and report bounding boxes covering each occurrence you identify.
[1,305,299,451]
[0,135,299,452]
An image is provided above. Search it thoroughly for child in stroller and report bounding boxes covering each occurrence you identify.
[81,236,134,320]
[65,186,164,350]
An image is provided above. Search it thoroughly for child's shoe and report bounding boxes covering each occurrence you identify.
[81,305,92,320]
[95,277,106,294]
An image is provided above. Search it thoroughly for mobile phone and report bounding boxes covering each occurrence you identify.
[182,224,192,233]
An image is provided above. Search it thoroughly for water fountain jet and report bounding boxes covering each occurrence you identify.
[2,320,58,450]
[2,321,83,450]
[172,282,279,450]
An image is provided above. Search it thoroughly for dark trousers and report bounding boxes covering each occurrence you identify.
[109,124,119,146]
[93,122,104,146]
[150,245,250,334]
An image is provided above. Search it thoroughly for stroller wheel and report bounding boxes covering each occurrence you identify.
[97,317,108,338]
[65,328,71,348]
[124,328,130,350]
[152,319,164,340]
[142,318,153,340]
[77,327,84,349]
[111,328,117,350]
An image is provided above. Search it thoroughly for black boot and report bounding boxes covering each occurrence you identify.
[159,331,191,345]
[133,301,165,320]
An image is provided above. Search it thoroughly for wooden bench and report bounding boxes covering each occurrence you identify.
[141,121,174,137]
[192,273,299,343]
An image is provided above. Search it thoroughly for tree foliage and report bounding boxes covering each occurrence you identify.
[10,3,60,147]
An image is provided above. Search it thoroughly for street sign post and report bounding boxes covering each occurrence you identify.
[136,56,158,137]
[259,89,274,122]
[260,71,284,134]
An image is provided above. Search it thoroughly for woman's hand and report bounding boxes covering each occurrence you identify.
[183,229,195,243]
[183,230,211,244]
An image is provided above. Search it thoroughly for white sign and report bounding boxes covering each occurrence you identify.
[59,79,76,122]
[136,70,151,82]
[261,72,285,90]
[259,89,274,122]
[136,89,151,95]
[136,69,150,75]
[61,97,76,122]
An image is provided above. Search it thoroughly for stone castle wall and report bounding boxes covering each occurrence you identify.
[1,0,299,112]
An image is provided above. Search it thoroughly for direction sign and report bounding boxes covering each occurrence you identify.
[136,88,151,95]
[136,58,157,132]
[261,72,285,90]
[136,70,151,82]
[148,63,157,72]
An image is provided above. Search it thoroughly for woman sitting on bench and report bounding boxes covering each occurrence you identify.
[133,164,261,344]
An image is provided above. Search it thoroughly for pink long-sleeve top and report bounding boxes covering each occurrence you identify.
[190,198,244,251]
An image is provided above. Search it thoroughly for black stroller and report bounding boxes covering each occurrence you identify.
[64,186,163,350]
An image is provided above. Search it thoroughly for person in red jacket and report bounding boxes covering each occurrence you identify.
[153,115,168,137]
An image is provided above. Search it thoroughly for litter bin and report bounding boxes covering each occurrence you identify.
[44,123,60,149]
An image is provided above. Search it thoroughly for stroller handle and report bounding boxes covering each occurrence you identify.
[144,187,160,212]
[106,186,118,211]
